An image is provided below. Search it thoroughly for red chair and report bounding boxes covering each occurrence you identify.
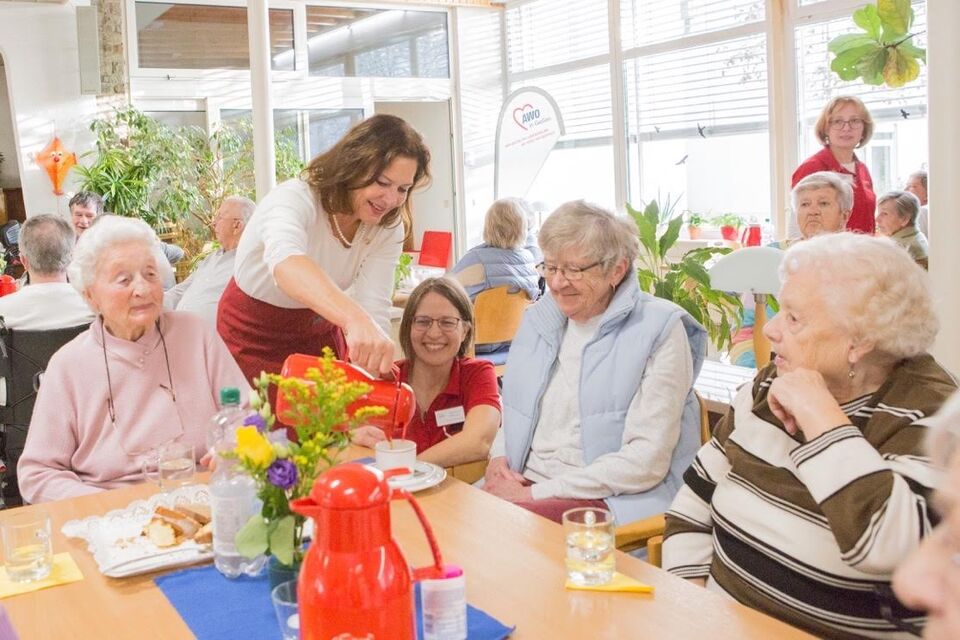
[417,231,452,268]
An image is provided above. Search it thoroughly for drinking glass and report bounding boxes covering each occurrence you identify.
[562,507,615,586]
[1,509,53,583]
[141,441,196,490]
[271,580,300,640]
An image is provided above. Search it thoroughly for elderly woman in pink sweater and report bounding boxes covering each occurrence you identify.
[18,216,248,503]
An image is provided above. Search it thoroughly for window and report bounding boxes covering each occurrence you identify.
[221,108,363,163]
[135,2,294,71]
[506,0,608,73]
[624,31,770,220]
[621,0,765,49]
[306,8,449,78]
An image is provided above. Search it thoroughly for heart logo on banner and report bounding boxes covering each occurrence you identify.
[512,104,535,130]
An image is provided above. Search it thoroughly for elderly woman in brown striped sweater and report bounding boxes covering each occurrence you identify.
[663,232,956,640]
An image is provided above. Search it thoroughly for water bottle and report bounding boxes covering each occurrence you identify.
[209,387,267,578]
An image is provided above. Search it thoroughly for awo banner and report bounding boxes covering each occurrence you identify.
[494,87,565,198]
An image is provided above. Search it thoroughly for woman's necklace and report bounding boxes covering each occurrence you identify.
[330,213,356,248]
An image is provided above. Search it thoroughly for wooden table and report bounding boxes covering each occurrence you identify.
[3,470,812,639]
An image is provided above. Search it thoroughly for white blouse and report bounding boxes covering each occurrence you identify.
[233,179,404,333]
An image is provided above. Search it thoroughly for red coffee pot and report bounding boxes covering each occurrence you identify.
[740,223,762,247]
[277,353,416,437]
[290,464,445,640]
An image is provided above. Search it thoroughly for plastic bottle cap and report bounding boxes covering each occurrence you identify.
[220,387,241,405]
[441,564,463,579]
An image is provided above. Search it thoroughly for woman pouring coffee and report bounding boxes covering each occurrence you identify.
[218,115,431,381]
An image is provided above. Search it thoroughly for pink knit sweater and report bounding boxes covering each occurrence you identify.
[18,312,249,503]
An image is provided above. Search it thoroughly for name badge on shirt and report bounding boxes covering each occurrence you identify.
[435,406,466,427]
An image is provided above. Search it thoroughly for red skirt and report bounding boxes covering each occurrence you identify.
[217,278,347,386]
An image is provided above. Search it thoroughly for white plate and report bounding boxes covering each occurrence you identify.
[385,461,446,493]
[61,484,213,578]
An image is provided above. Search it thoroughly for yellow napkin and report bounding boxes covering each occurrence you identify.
[0,553,84,599]
[565,571,654,594]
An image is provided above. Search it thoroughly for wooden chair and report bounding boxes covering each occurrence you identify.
[471,286,532,376]
[613,391,711,566]
[446,459,488,484]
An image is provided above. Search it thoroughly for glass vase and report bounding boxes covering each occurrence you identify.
[268,555,302,591]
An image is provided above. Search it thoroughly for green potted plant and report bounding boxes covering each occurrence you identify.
[711,213,743,242]
[685,212,706,239]
[628,201,743,352]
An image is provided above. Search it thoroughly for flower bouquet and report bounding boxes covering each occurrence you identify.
[230,348,387,568]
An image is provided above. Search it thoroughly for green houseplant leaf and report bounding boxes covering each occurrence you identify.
[828,0,924,89]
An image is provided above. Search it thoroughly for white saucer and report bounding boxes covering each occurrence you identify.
[384,461,447,493]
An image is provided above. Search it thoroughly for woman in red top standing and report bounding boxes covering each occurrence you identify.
[792,96,876,234]
[353,277,501,467]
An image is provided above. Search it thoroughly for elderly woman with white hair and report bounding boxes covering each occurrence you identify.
[450,198,541,302]
[483,200,706,524]
[876,190,929,268]
[18,216,248,503]
[663,233,956,639]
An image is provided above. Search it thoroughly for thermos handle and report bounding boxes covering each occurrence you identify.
[393,488,445,581]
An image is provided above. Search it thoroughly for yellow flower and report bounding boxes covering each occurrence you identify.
[235,426,275,468]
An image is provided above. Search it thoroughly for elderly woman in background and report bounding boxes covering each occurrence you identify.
[352,277,501,467]
[663,233,956,639]
[18,217,248,503]
[483,200,706,524]
[450,198,540,302]
[905,170,929,238]
[894,392,960,640]
[876,190,929,268]
[729,170,853,367]
[793,96,876,234]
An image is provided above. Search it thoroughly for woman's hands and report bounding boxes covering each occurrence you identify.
[767,368,852,440]
[351,425,387,448]
[343,314,395,379]
[483,456,533,502]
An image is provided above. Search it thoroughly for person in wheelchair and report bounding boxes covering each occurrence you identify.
[0,214,93,330]
[17,216,247,503]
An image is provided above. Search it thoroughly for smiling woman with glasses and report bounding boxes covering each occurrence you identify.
[793,95,877,234]
[351,277,501,468]
[17,216,248,504]
[482,200,707,525]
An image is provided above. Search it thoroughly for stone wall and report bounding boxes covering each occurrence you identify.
[97,0,127,103]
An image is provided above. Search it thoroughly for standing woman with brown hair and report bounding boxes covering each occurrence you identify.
[218,115,431,381]
[793,96,877,234]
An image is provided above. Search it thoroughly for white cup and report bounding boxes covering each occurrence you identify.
[374,439,417,473]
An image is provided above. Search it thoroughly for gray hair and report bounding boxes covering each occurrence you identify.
[908,170,927,190]
[68,216,173,294]
[780,232,937,359]
[68,191,104,215]
[539,200,639,273]
[791,171,855,213]
[878,190,921,226]
[20,214,75,275]
[223,195,256,224]
[483,198,527,249]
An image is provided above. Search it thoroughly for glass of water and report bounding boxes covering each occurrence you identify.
[563,507,615,586]
[271,580,299,640]
[141,441,196,490]
[1,509,53,583]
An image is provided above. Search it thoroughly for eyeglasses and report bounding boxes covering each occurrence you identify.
[538,262,601,281]
[828,117,865,130]
[101,319,184,458]
[872,584,924,637]
[411,316,464,333]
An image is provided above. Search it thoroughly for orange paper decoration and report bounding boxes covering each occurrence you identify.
[35,137,77,196]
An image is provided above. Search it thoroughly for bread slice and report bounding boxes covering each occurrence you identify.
[144,519,178,547]
[153,506,201,538]
[193,522,213,545]
[177,503,211,525]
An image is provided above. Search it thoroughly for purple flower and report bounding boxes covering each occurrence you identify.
[243,413,267,432]
[267,459,298,490]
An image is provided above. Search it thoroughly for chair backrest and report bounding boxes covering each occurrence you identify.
[417,231,453,268]
[0,322,89,507]
[472,286,531,348]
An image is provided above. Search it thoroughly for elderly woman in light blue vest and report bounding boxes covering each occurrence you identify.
[483,200,707,524]
[450,198,541,302]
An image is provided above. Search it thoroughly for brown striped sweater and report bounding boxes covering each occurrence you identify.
[663,355,957,639]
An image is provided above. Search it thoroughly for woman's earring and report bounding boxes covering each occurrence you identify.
[848,365,856,379]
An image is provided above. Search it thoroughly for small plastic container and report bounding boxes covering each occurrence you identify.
[420,564,467,640]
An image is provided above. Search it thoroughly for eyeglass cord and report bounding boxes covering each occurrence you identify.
[101,318,176,427]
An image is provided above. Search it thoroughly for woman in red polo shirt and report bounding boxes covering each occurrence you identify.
[353,277,501,466]
[792,96,876,234]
